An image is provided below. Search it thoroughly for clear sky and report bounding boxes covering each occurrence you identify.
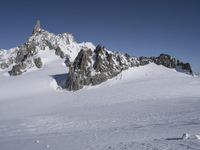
[0,0,199,73]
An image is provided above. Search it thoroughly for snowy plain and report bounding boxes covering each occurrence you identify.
[0,50,200,150]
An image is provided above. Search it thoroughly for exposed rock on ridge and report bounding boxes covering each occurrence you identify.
[139,54,193,75]
[66,47,193,91]
[65,45,139,91]
[32,19,41,34]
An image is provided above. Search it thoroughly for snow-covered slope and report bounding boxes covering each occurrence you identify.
[0,20,199,150]
[0,59,200,150]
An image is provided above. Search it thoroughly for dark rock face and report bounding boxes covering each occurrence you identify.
[139,54,193,75]
[34,57,43,68]
[65,45,139,91]
[176,62,193,75]
[139,57,152,66]
[151,54,177,68]
[15,43,37,63]
[55,47,65,59]
[15,45,29,63]
[155,54,192,74]
[64,55,71,67]
[8,43,38,76]
[65,49,93,90]
[8,63,27,76]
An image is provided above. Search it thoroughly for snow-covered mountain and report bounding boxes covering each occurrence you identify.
[0,20,193,90]
[0,20,200,150]
[0,20,95,75]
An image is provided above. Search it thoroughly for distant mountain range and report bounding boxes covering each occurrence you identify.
[0,20,193,90]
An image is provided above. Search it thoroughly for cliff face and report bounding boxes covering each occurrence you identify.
[65,45,139,91]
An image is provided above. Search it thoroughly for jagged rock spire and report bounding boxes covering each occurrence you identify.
[32,19,41,34]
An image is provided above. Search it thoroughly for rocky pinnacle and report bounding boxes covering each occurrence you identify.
[32,19,41,34]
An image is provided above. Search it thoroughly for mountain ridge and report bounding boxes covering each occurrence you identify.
[0,20,193,90]
[0,20,95,75]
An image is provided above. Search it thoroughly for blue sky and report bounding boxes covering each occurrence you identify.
[0,0,199,72]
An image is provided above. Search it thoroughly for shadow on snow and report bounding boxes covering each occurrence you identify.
[49,73,68,88]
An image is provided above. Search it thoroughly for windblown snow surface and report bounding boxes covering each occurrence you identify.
[0,50,200,150]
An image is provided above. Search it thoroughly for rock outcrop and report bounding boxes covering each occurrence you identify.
[32,19,41,34]
[8,63,27,76]
[139,54,193,75]
[65,45,139,91]
[66,49,193,91]
[55,47,65,59]
[34,57,43,68]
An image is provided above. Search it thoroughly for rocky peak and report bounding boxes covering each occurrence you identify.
[32,19,41,35]
[0,20,96,76]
